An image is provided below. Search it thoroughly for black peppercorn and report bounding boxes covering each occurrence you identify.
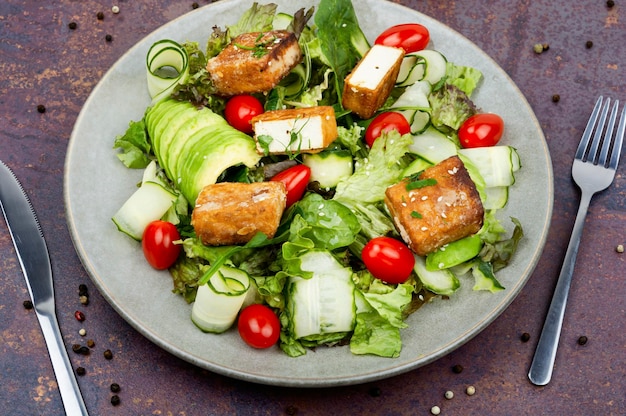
[105,34,113,42]
[585,40,593,49]
[37,104,46,113]
[110,383,121,393]
[79,284,89,295]
[104,349,113,359]
[87,339,96,348]
[76,367,86,376]
[452,364,464,374]
[72,344,82,353]
[521,332,531,342]
[607,0,615,8]
[368,387,381,397]
[79,346,90,355]
[97,11,104,20]
[68,22,77,30]
[192,2,199,8]
[111,395,121,406]
[23,300,34,309]
[577,335,588,345]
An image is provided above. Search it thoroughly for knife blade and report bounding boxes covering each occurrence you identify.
[0,160,89,416]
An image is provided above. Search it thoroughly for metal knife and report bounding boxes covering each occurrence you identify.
[0,160,88,416]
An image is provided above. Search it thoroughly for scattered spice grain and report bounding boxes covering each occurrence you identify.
[72,344,82,353]
[616,244,624,253]
[111,5,120,14]
[607,0,615,8]
[76,367,86,376]
[368,387,381,397]
[445,390,454,400]
[23,300,34,309]
[75,310,86,322]
[542,43,550,51]
[79,328,86,337]
[431,405,441,415]
[111,395,121,406]
[285,405,298,415]
[533,43,544,54]
[521,332,531,342]
[552,94,560,103]
[78,284,89,296]
[577,335,588,345]
[585,40,593,49]
[97,11,104,20]
[192,2,199,8]
[105,34,113,42]
[37,104,46,113]
[110,383,121,393]
[79,346,90,355]
[68,22,77,30]
[79,295,89,305]
[452,364,464,374]
[87,339,95,348]
[104,349,113,360]
[466,386,476,396]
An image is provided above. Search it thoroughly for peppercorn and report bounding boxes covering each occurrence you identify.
[105,34,113,42]
[23,300,34,310]
[104,349,113,360]
[452,364,464,374]
[97,11,104,20]
[87,339,95,348]
[466,385,476,396]
[616,244,624,253]
[111,5,120,14]
[444,390,454,400]
[552,94,560,103]
[585,40,593,49]
[533,43,544,54]
[110,383,121,393]
[111,395,121,406]
[542,43,550,51]
[75,310,85,322]
[37,104,46,113]
[76,367,86,376]
[607,0,615,8]
[79,295,89,305]
[192,2,199,8]
[78,284,89,296]
[577,335,588,345]
[78,328,86,336]
[521,332,531,342]
[72,344,82,353]
[368,387,381,397]
[431,405,441,415]
[68,22,77,30]
[285,405,298,415]
[79,346,90,355]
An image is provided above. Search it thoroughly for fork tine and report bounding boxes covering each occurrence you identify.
[587,97,611,163]
[608,103,626,170]
[597,100,619,167]
[575,96,604,161]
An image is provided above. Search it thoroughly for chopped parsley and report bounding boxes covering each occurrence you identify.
[406,178,437,191]
[411,211,423,219]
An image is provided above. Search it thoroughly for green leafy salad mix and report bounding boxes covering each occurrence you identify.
[113,0,523,358]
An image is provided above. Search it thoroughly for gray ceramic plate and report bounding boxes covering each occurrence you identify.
[65,0,553,387]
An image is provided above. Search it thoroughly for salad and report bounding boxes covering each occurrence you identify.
[112,0,523,358]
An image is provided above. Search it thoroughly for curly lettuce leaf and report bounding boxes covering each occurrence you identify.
[113,119,151,168]
[428,84,479,133]
[445,62,483,97]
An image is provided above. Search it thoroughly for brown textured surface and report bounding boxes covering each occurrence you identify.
[0,0,624,415]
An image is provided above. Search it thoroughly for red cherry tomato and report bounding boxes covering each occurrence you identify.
[142,220,181,270]
[237,304,281,349]
[458,113,505,148]
[270,164,311,207]
[374,23,430,53]
[364,112,411,147]
[224,95,264,134]
[362,237,415,284]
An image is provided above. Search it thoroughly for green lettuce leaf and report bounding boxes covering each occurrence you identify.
[445,62,483,96]
[113,119,151,168]
[428,84,479,133]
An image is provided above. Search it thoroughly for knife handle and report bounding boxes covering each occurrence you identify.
[36,305,89,415]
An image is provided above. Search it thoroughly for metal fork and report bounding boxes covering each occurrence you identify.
[528,96,625,386]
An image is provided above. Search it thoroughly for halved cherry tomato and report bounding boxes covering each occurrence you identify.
[365,112,411,147]
[362,236,415,284]
[237,304,281,349]
[374,23,430,53]
[142,220,181,270]
[224,95,264,134]
[270,164,311,207]
[458,113,504,148]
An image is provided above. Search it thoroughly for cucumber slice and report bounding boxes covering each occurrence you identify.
[390,81,432,134]
[396,50,447,87]
[146,39,189,103]
[402,156,433,177]
[458,146,520,187]
[303,150,353,188]
[191,266,251,333]
[273,12,294,30]
[414,49,447,86]
[112,181,177,240]
[413,254,460,295]
[409,126,458,164]
[483,186,509,210]
[287,251,356,339]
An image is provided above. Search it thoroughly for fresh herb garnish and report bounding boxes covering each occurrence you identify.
[411,211,423,218]
[234,33,278,58]
[406,178,437,191]
[257,135,274,156]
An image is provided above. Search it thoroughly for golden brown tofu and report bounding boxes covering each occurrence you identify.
[384,156,484,256]
[250,106,338,155]
[342,45,404,119]
[191,182,287,246]
[206,30,302,96]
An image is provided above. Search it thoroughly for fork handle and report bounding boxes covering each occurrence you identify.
[528,190,593,386]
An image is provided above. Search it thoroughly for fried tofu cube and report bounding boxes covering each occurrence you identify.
[250,106,338,155]
[191,182,287,246]
[342,44,404,119]
[206,30,302,96]
[384,156,484,256]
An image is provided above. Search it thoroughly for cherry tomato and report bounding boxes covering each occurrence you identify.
[374,23,430,53]
[270,164,311,207]
[237,304,281,349]
[458,113,505,148]
[362,236,415,284]
[142,220,181,270]
[224,95,264,134]
[364,112,411,147]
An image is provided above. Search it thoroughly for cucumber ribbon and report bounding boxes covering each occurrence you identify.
[146,40,190,103]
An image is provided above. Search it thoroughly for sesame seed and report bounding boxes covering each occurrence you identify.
[421,196,428,200]
[441,212,447,219]
[437,196,443,202]
[421,226,428,231]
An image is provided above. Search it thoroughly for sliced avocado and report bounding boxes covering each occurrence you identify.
[174,127,234,185]
[147,101,193,168]
[425,234,484,271]
[154,105,201,174]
